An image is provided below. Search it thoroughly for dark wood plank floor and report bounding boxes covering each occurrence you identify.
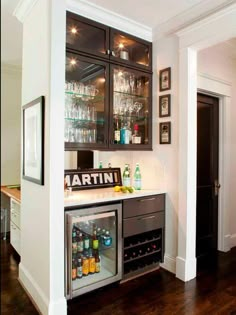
[1,238,236,315]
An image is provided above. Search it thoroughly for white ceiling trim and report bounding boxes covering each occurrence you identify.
[67,0,152,41]
[13,0,39,23]
[176,3,236,37]
[153,0,236,41]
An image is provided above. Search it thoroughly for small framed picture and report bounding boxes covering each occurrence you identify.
[159,67,171,91]
[159,94,171,117]
[160,122,171,144]
[23,96,45,185]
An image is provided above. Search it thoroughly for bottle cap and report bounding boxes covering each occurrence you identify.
[134,124,139,130]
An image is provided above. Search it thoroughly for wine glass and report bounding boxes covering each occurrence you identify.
[129,74,135,94]
[134,102,143,117]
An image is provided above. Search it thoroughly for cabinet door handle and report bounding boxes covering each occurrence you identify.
[138,215,155,221]
[138,197,155,202]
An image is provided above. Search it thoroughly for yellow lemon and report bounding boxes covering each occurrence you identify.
[113,186,121,192]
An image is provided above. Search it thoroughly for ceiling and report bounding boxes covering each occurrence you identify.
[1,0,236,66]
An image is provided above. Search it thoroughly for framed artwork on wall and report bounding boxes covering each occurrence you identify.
[160,122,171,144]
[159,67,171,91]
[159,94,171,117]
[22,96,45,185]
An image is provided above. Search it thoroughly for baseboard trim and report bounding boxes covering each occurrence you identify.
[160,254,176,274]
[231,234,236,248]
[18,277,43,315]
[19,263,49,314]
[19,263,67,315]
[176,256,196,282]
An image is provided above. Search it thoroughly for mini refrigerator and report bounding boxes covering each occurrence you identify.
[65,203,122,299]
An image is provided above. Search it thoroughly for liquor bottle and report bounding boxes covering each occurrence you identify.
[99,161,103,169]
[72,226,77,254]
[132,124,141,144]
[103,230,112,247]
[95,253,101,273]
[133,163,142,190]
[114,117,120,144]
[120,123,127,144]
[123,164,131,186]
[92,230,99,250]
[72,258,77,280]
[77,257,83,279]
[77,232,84,253]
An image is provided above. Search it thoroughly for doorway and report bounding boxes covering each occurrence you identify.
[196,93,220,268]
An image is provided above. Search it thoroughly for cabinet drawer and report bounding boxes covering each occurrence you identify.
[123,194,165,218]
[10,221,21,255]
[11,199,20,229]
[123,211,164,237]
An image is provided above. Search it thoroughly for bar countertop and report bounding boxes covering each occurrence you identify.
[64,188,166,208]
[1,186,21,203]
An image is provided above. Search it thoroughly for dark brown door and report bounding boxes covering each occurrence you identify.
[196,93,219,267]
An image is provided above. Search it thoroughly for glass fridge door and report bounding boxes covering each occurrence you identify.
[65,204,122,298]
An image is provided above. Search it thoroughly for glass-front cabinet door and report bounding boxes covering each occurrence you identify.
[65,52,109,150]
[110,29,152,71]
[66,12,109,59]
[109,65,152,150]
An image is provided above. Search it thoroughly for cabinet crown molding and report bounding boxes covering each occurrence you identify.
[67,0,152,42]
[13,0,39,23]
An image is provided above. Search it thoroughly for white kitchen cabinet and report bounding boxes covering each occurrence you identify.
[10,198,21,255]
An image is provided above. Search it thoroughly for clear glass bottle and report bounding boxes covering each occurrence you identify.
[133,163,142,190]
[123,164,131,186]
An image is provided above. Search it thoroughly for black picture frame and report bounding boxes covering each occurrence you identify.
[22,96,45,185]
[160,122,171,144]
[159,67,171,91]
[159,94,171,117]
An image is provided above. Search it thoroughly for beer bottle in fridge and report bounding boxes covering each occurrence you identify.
[72,257,77,281]
[77,257,83,279]
[72,226,77,254]
[92,230,99,250]
[95,253,101,273]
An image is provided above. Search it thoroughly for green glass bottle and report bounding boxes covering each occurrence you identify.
[133,163,142,190]
[123,164,131,186]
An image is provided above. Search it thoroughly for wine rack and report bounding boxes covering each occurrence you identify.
[123,229,163,278]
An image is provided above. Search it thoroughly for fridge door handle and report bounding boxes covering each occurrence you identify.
[71,211,115,224]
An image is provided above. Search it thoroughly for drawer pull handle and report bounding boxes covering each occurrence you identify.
[139,198,155,202]
[138,215,155,221]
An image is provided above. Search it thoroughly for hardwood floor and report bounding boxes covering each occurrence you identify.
[1,239,236,315]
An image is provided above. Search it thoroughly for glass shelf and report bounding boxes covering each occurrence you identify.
[113,90,149,99]
[65,117,105,125]
[112,114,148,122]
[65,91,104,103]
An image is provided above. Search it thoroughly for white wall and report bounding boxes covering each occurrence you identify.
[19,0,66,314]
[198,46,236,245]
[1,64,21,185]
[99,35,180,273]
